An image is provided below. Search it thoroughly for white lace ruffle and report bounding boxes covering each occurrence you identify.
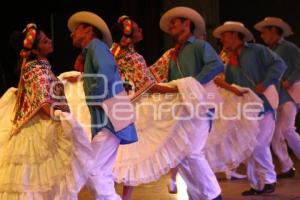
[0,88,93,200]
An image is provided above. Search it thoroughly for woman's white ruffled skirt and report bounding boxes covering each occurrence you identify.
[59,72,262,186]
[0,88,93,200]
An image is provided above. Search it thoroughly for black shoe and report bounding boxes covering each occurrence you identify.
[241,188,263,196]
[262,183,276,193]
[212,194,222,200]
[277,167,296,179]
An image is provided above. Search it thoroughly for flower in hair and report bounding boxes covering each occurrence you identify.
[20,23,37,58]
[22,23,37,50]
[118,16,133,47]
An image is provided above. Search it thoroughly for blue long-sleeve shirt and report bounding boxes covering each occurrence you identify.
[271,39,300,105]
[83,38,138,144]
[168,36,224,83]
[167,36,224,130]
[225,43,287,113]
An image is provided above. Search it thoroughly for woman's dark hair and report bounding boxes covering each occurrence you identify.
[111,23,124,42]
[9,31,24,54]
[111,16,135,44]
[9,29,41,72]
[10,30,41,57]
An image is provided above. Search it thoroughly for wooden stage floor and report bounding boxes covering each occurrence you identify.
[79,154,300,200]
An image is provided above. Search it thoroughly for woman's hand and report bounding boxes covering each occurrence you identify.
[63,73,82,83]
[147,84,178,94]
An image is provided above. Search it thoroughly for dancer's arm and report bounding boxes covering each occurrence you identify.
[214,76,246,96]
[147,84,178,93]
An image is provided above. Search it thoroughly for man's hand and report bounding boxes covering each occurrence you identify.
[230,86,248,96]
[214,77,248,96]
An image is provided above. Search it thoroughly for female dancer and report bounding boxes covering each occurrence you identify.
[0,23,93,200]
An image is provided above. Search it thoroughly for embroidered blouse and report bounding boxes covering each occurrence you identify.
[12,59,69,135]
[111,43,156,100]
[150,48,174,83]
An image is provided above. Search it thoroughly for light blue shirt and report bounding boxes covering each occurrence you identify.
[225,43,287,113]
[168,36,224,131]
[271,39,300,105]
[83,38,138,144]
[169,36,224,83]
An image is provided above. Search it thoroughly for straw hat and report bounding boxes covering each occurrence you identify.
[68,11,112,47]
[159,6,206,37]
[254,17,293,37]
[213,21,254,42]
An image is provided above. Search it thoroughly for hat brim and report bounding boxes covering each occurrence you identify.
[159,7,205,37]
[254,20,293,37]
[68,11,112,47]
[213,25,254,42]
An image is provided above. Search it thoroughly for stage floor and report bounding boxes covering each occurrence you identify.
[79,153,300,200]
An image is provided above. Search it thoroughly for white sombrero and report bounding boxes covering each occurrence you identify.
[254,17,293,37]
[159,6,206,37]
[68,11,112,47]
[213,21,254,42]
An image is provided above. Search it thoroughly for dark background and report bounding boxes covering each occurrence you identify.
[1,0,300,96]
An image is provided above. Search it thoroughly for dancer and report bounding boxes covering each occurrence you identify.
[62,11,262,200]
[255,17,300,178]
[110,15,178,200]
[0,23,93,200]
[67,11,138,200]
[219,49,248,181]
[154,6,224,200]
[213,21,286,195]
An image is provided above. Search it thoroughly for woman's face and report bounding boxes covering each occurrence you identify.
[35,31,53,56]
[131,21,143,44]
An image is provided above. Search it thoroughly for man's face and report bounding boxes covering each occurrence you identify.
[70,24,88,48]
[220,31,236,51]
[168,17,186,38]
[260,27,275,46]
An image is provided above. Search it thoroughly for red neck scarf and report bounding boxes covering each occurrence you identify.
[228,44,243,67]
[170,33,193,61]
[170,44,182,61]
[74,53,85,72]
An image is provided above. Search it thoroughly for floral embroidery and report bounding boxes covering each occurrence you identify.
[12,60,69,135]
[150,48,174,83]
[220,49,229,65]
[113,44,156,99]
